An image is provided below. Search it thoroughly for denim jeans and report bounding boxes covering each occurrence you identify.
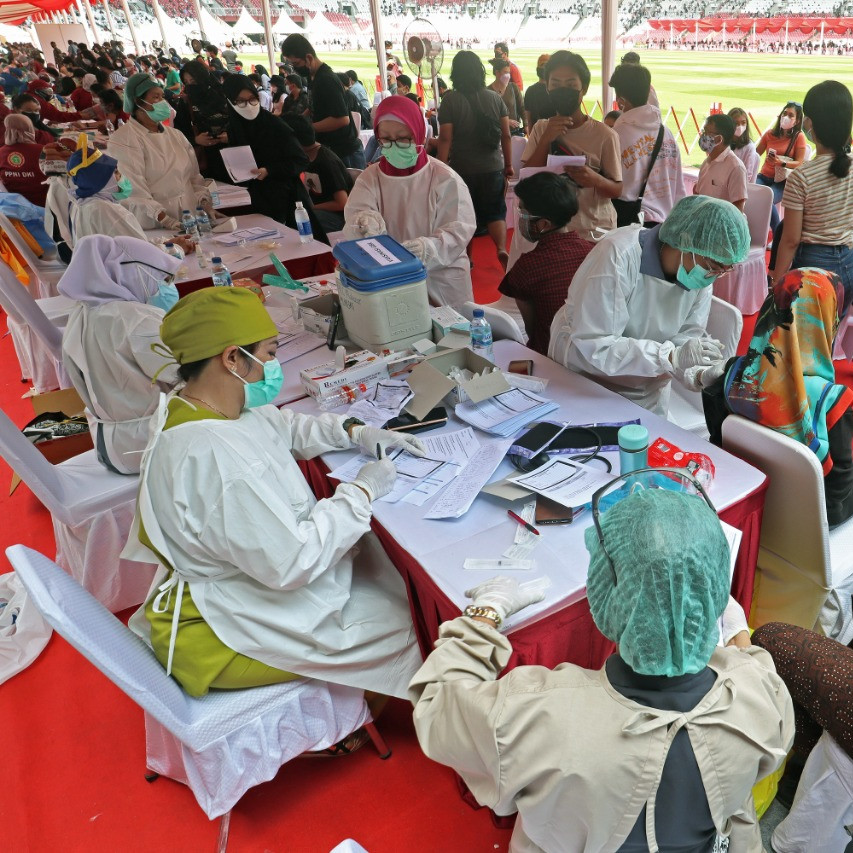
[756,172,786,233]
[340,147,366,170]
[793,242,853,317]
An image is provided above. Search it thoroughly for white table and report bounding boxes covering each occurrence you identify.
[286,341,766,658]
[149,213,334,288]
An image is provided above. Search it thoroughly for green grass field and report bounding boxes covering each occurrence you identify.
[238,47,853,166]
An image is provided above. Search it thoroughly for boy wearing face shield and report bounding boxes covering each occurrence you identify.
[498,172,593,355]
[522,50,622,240]
[695,113,748,212]
[549,195,749,416]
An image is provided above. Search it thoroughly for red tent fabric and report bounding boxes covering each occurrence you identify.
[649,16,853,36]
[0,0,76,26]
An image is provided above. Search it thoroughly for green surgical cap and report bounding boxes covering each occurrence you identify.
[160,287,277,365]
[659,195,749,266]
[585,489,730,677]
[123,72,160,113]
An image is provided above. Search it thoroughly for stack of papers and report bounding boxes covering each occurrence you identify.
[215,226,280,246]
[509,457,615,509]
[220,145,259,183]
[455,388,558,437]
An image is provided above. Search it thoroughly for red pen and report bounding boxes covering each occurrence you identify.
[507,509,540,536]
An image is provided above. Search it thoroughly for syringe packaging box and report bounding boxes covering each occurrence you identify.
[299,350,389,399]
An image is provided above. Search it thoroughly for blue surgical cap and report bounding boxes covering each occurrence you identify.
[585,489,730,676]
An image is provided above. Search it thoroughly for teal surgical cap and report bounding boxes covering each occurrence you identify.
[659,195,749,266]
[585,489,730,677]
[123,72,160,114]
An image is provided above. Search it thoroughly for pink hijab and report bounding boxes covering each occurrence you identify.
[374,94,428,177]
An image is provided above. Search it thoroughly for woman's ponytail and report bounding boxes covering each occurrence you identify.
[830,149,851,179]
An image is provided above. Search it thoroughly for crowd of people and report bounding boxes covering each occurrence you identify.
[2,29,853,850]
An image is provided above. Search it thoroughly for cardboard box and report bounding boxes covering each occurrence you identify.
[299,349,389,400]
[429,305,470,339]
[298,293,343,338]
[11,387,92,494]
[405,348,510,420]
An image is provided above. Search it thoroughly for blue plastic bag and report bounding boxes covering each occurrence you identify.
[0,193,56,254]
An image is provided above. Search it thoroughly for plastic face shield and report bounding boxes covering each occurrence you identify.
[591,467,717,585]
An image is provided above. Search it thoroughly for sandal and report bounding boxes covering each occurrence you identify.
[302,727,371,758]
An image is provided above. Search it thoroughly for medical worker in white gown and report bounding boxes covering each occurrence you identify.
[548,195,749,417]
[342,95,476,308]
[107,72,212,230]
[124,287,424,703]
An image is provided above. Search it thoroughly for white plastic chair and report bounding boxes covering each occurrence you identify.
[350,110,362,132]
[346,167,364,183]
[712,183,772,315]
[0,406,154,612]
[510,134,526,180]
[460,300,526,344]
[833,312,853,361]
[667,296,743,437]
[721,415,853,638]
[6,544,381,834]
[0,211,67,298]
[0,259,74,392]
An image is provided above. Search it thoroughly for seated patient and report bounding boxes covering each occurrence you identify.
[701,267,853,526]
[59,235,183,475]
[126,287,425,707]
[497,172,594,355]
[409,487,794,851]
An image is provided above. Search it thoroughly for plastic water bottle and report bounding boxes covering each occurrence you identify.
[295,201,312,244]
[163,241,184,261]
[211,257,233,287]
[469,307,494,361]
[209,186,221,208]
[618,424,649,475]
[180,209,199,242]
[195,206,212,268]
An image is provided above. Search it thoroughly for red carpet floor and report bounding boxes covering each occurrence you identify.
[3,236,851,852]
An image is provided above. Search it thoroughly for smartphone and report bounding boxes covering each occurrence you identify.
[385,406,448,434]
[508,359,534,376]
[534,495,585,525]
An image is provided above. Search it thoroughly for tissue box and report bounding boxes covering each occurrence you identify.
[429,305,470,339]
[299,349,389,399]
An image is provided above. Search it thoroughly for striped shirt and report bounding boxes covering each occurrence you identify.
[782,153,853,247]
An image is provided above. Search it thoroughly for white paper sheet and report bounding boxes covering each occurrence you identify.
[215,226,280,246]
[276,331,326,363]
[345,380,414,428]
[400,462,461,506]
[509,457,615,509]
[454,388,558,436]
[547,154,587,169]
[425,439,512,519]
[418,427,480,466]
[220,145,259,184]
[717,520,743,646]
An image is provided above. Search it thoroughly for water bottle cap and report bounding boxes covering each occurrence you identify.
[182,209,190,214]
[473,308,484,318]
[211,256,222,264]
[618,424,649,451]
[164,241,173,246]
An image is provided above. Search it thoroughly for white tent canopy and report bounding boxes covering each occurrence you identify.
[197,6,232,43]
[231,7,262,38]
[272,11,300,36]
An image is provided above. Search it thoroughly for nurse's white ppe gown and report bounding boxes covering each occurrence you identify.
[69,196,147,246]
[548,225,712,416]
[126,397,423,699]
[107,119,211,228]
[342,159,476,309]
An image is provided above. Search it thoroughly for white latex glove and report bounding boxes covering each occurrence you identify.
[672,338,715,373]
[464,575,549,622]
[351,457,397,501]
[351,210,387,237]
[701,337,725,361]
[159,214,181,231]
[681,359,726,392]
[720,595,750,645]
[402,237,428,262]
[351,424,426,458]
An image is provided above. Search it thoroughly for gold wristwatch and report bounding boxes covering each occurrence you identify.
[463,605,502,628]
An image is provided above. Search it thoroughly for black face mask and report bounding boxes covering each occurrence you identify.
[550,87,580,116]
[22,111,40,124]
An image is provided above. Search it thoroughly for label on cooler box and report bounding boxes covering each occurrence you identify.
[356,238,400,267]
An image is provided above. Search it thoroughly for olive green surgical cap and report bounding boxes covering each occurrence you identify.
[160,287,277,365]
[659,195,749,266]
[123,72,160,113]
[584,489,730,677]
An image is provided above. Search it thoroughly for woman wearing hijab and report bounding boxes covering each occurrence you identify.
[221,75,325,238]
[69,72,96,110]
[173,59,230,182]
[0,114,48,206]
[108,72,212,230]
[343,95,476,308]
[123,286,423,704]
[410,488,794,851]
[700,267,853,526]
[59,234,183,475]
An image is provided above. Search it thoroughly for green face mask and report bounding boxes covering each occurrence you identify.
[383,143,419,170]
[141,99,171,123]
[112,176,132,200]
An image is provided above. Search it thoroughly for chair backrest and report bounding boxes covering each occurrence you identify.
[743,183,773,250]
[346,167,364,183]
[510,134,526,177]
[350,110,362,131]
[721,415,831,629]
[707,295,743,360]
[0,211,55,275]
[460,301,526,344]
[0,259,64,359]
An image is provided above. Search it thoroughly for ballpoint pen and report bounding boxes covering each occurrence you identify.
[507,509,540,536]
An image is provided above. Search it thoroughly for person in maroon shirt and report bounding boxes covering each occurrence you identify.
[0,114,47,207]
[498,172,594,355]
[25,79,84,124]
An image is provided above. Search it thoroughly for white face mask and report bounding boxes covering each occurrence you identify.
[733,124,745,137]
[499,73,510,85]
[780,115,795,130]
[231,100,260,120]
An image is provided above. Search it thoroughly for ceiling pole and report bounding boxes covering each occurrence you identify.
[119,0,142,53]
[601,0,617,114]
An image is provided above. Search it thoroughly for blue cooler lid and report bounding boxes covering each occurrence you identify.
[333,235,425,284]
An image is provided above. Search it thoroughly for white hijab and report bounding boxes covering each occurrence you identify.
[58,234,181,306]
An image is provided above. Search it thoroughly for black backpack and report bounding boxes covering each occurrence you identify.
[464,90,501,148]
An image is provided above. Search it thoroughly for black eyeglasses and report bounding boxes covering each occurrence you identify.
[377,138,414,149]
[591,467,717,585]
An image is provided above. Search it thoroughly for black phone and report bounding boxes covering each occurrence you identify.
[384,406,448,434]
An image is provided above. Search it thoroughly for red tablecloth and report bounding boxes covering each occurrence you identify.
[176,253,336,297]
[299,459,767,671]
